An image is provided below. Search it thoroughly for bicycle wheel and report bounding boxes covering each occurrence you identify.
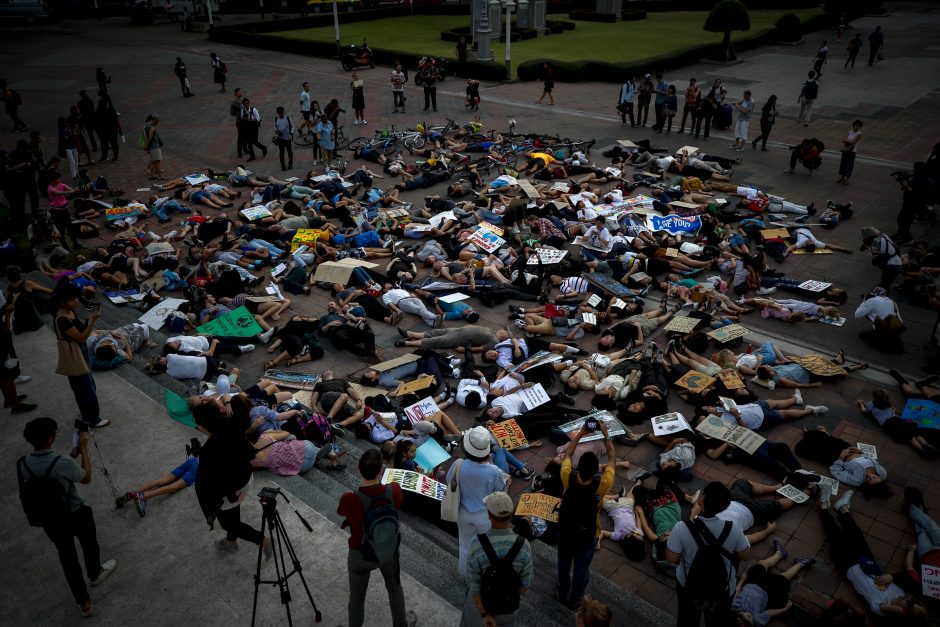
[380,138,400,156]
[404,135,425,150]
[346,137,372,151]
[293,132,314,147]
[502,151,518,169]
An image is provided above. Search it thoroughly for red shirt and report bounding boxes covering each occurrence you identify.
[337,483,403,549]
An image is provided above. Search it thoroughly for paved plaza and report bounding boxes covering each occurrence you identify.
[1,3,940,625]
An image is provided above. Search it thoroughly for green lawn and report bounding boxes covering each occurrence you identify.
[272,9,821,77]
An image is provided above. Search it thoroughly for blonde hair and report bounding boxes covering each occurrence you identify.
[577,599,612,627]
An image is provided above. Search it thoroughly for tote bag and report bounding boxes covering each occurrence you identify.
[54,316,90,377]
[440,459,463,522]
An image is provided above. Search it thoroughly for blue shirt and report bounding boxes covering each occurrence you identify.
[655,80,669,105]
[440,300,471,321]
[446,460,505,513]
[314,120,335,150]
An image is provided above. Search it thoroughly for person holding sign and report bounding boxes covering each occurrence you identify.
[794,428,890,498]
[707,397,828,432]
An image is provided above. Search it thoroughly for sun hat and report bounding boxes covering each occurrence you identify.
[463,425,491,457]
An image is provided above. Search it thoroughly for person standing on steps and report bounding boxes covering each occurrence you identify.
[617,77,636,127]
[677,77,699,134]
[230,87,244,157]
[18,416,118,618]
[391,65,407,113]
[845,33,863,68]
[273,106,293,171]
[76,90,98,153]
[868,26,884,67]
[298,82,313,135]
[239,97,267,162]
[142,114,165,180]
[461,491,533,627]
[338,448,417,627]
[796,71,818,127]
[837,120,863,185]
[456,36,468,78]
[752,95,777,151]
[636,74,653,127]
[555,421,616,611]
[174,57,193,97]
[651,73,668,132]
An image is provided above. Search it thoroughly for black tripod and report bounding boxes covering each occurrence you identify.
[251,487,322,625]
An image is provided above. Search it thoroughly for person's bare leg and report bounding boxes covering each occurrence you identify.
[757,545,785,570]
[766,397,798,410]
[252,314,271,332]
[747,522,777,544]
[779,408,814,420]
[141,478,188,499]
[134,473,178,494]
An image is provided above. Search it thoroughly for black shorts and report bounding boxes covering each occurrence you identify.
[302,111,312,121]
[730,479,783,526]
[744,564,791,609]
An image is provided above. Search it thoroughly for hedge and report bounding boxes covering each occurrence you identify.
[441,23,538,42]
[770,12,801,41]
[568,10,617,22]
[621,10,647,21]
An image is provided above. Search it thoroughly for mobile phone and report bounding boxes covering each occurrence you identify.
[585,419,599,431]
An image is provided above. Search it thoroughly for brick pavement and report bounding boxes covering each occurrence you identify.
[2,4,940,623]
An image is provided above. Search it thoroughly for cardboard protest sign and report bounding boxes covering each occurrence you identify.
[718,370,745,390]
[105,204,145,221]
[559,410,625,442]
[518,179,540,199]
[515,493,562,523]
[372,353,421,373]
[138,298,187,330]
[507,350,563,374]
[789,355,847,377]
[695,414,766,455]
[404,396,441,423]
[490,418,528,450]
[857,442,878,460]
[675,371,716,393]
[145,241,175,255]
[291,228,322,252]
[395,375,436,396]
[901,398,940,430]
[197,306,262,338]
[184,173,210,185]
[617,139,638,148]
[646,214,702,237]
[527,248,568,265]
[550,181,571,193]
[664,316,700,334]
[651,412,692,437]
[797,280,832,292]
[776,484,809,503]
[676,145,700,157]
[922,564,940,600]
[760,228,790,240]
[240,205,272,221]
[262,370,321,390]
[311,262,357,284]
[707,324,750,343]
[415,439,451,471]
[668,201,700,212]
[518,383,551,410]
[382,468,446,501]
[583,272,635,298]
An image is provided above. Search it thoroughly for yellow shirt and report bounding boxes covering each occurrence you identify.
[560,457,615,538]
[531,152,555,165]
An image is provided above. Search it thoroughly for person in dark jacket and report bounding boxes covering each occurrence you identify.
[174,57,194,97]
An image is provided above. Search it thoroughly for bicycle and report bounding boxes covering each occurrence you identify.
[294,125,348,150]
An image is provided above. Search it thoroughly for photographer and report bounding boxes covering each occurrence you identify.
[855,287,905,354]
[193,403,270,554]
[893,162,931,245]
[860,226,902,289]
[18,417,117,617]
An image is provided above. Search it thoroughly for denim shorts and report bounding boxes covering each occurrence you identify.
[171,456,199,486]
[755,400,783,429]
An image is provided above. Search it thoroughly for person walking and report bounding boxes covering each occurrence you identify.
[890,162,931,245]
[210,52,227,92]
[1,81,28,132]
[537,63,555,105]
[666,482,751,627]
[812,41,828,77]
[18,417,118,617]
[391,65,406,113]
[351,73,366,125]
[422,61,441,112]
[845,33,863,68]
[651,73,668,131]
[174,57,193,97]
[751,95,777,151]
[837,120,863,184]
[298,82,313,135]
[239,98,267,161]
[53,285,109,428]
[678,78,699,134]
[338,449,417,627]
[273,106,294,171]
[556,422,616,611]
[95,67,110,97]
[730,90,755,151]
[142,114,165,180]
[867,26,884,66]
[447,426,506,576]
[617,78,636,127]
[796,71,818,127]
[95,95,121,163]
[461,491,533,627]
[76,90,98,153]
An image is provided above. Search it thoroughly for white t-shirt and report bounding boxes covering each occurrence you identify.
[489,376,521,395]
[169,335,210,353]
[735,354,758,370]
[491,393,527,418]
[854,296,898,322]
[166,354,209,380]
[718,501,755,532]
[300,90,311,113]
[845,564,904,615]
[720,403,766,430]
[457,379,487,408]
[667,515,750,591]
[736,186,759,200]
[381,288,410,306]
[77,261,101,274]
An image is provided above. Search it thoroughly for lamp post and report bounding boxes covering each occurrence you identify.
[475,0,493,61]
[332,0,341,57]
[503,0,512,78]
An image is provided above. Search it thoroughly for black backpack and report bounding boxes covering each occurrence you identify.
[355,486,400,566]
[17,456,70,527]
[683,519,734,608]
[803,80,818,100]
[478,534,526,616]
[558,476,600,544]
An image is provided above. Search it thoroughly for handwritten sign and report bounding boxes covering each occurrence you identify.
[675,371,716,393]
[788,355,847,377]
[240,205,272,221]
[664,316,700,334]
[382,468,446,501]
[718,370,745,390]
[518,383,551,410]
[373,353,420,372]
[776,484,809,503]
[197,306,262,338]
[490,418,528,450]
[707,324,750,343]
[138,297,186,330]
[922,563,940,600]
[695,414,765,455]
[797,280,832,292]
[515,493,561,522]
[760,228,790,240]
[291,228,321,253]
[652,412,692,436]
[527,248,568,265]
[404,396,441,423]
[518,179,540,199]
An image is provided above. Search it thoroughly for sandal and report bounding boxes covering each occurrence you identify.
[263,360,276,370]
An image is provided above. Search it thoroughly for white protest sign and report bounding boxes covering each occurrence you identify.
[651,412,692,436]
[857,442,878,460]
[922,563,940,600]
[138,298,187,330]
[240,205,272,221]
[438,292,470,304]
[184,173,210,185]
[404,397,441,423]
[527,248,568,265]
[797,280,832,292]
[776,484,809,503]
[518,383,550,410]
[586,294,602,308]
[559,410,625,442]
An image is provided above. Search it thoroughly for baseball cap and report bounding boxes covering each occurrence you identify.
[483,491,514,517]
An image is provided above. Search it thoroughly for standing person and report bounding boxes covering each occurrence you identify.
[537,63,555,105]
[447,426,506,576]
[324,98,344,145]
[58,117,79,178]
[351,73,366,126]
[273,106,294,172]
[695,78,721,139]
[730,90,755,151]
[309,100,323,163]
[1,302,36,413]
[391,65,407,113]
[422,61,442,112]
[678,78,700,134]
[890,162,930,245]
[174,57,193,97]
[860,227,902,289]
[5,140,38,225]
[338,449,417,627]
[1,81,28,132]
[47,170,80,249]
[837,120,863,185]
[651,73,668,132]
[298,82,313,135]
[751,95,777,151]
[867,26,883,66]
[229,87,244,157]
[17,417,117,618]
[462,491,533,627]
[666,482,751,627]
[95,68,110,97]
[636,74,653,127]
[239,98,267,161]
[813,41,828,77]
[210,52,227,92]
[314,113,336,167]
[797,71,818,127]
[142,114,165,180]
[465,80,480,111]
[617,78,636,127]
[845,33,863,68]
[662,85,678,134]
[556,422,616,611]
[76,90,98,153]
[53,285,109,428]
[95,95,121,163]
[456,36,468,78]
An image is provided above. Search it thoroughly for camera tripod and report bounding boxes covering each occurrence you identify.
[251,488,322,626]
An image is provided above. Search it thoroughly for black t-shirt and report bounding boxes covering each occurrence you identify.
[602,324,638,349]
[55,314,87,343]
[314,378,348,396]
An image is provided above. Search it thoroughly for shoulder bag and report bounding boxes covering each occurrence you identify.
[54,315,90,377]
[440,459,463,522]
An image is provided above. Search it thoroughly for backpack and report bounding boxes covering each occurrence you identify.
[803,80,818,100]
[558,476,600,544]
[301,411,334,447]
[682,519,734,608]
[138,129,148,149]
[17,456,70,527]
[355,486,400,566]
[478,534,526,616]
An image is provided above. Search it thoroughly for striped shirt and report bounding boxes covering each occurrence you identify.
[466,528,533,596]
[560,276,589,294]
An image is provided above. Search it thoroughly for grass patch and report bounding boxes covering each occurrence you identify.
[270,9,822,77]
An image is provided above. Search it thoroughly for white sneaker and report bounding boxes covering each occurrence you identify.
[808,405,829,415]
[258,328,275,344]
[14,375,31,384]
[148,231,161,241]
[164,230,177,240]
[833,489,854,512]
[239,344,256,353]
[792,389,803,405]
[757,286,777,295]
[362,120,367,125]
[91,559,117,586]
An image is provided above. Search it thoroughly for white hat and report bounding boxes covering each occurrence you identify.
[572,160,581,166]
[463,426,491,457]
[483,491,514,517]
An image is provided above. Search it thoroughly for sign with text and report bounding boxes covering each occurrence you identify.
[395,375,436,396]
[382,468,446,501]
[404,396,441,423]
[240,205,272,221]
[647,214,702,236]
[197,306,262,338]
[490,418,528,450]
[675,371,716,393]
[515,493,562,522]
[559,410,625,442]
[664,316,700,334]
[138,298,187,330]
[652,412,692,437]
[707,324,750,343]
[718,370,745,390]
[527,248,568,265]
[695,414,766,455]
[922,564,940,600]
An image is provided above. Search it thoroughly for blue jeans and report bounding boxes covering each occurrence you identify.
[68,373,101,425]
[556,536,596,606]
[246,238,285,256]
[157,200,190,222]
[476,209,503,224]
[492,447,524,474]
[349,267,374,286]
[910,505,940,558]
